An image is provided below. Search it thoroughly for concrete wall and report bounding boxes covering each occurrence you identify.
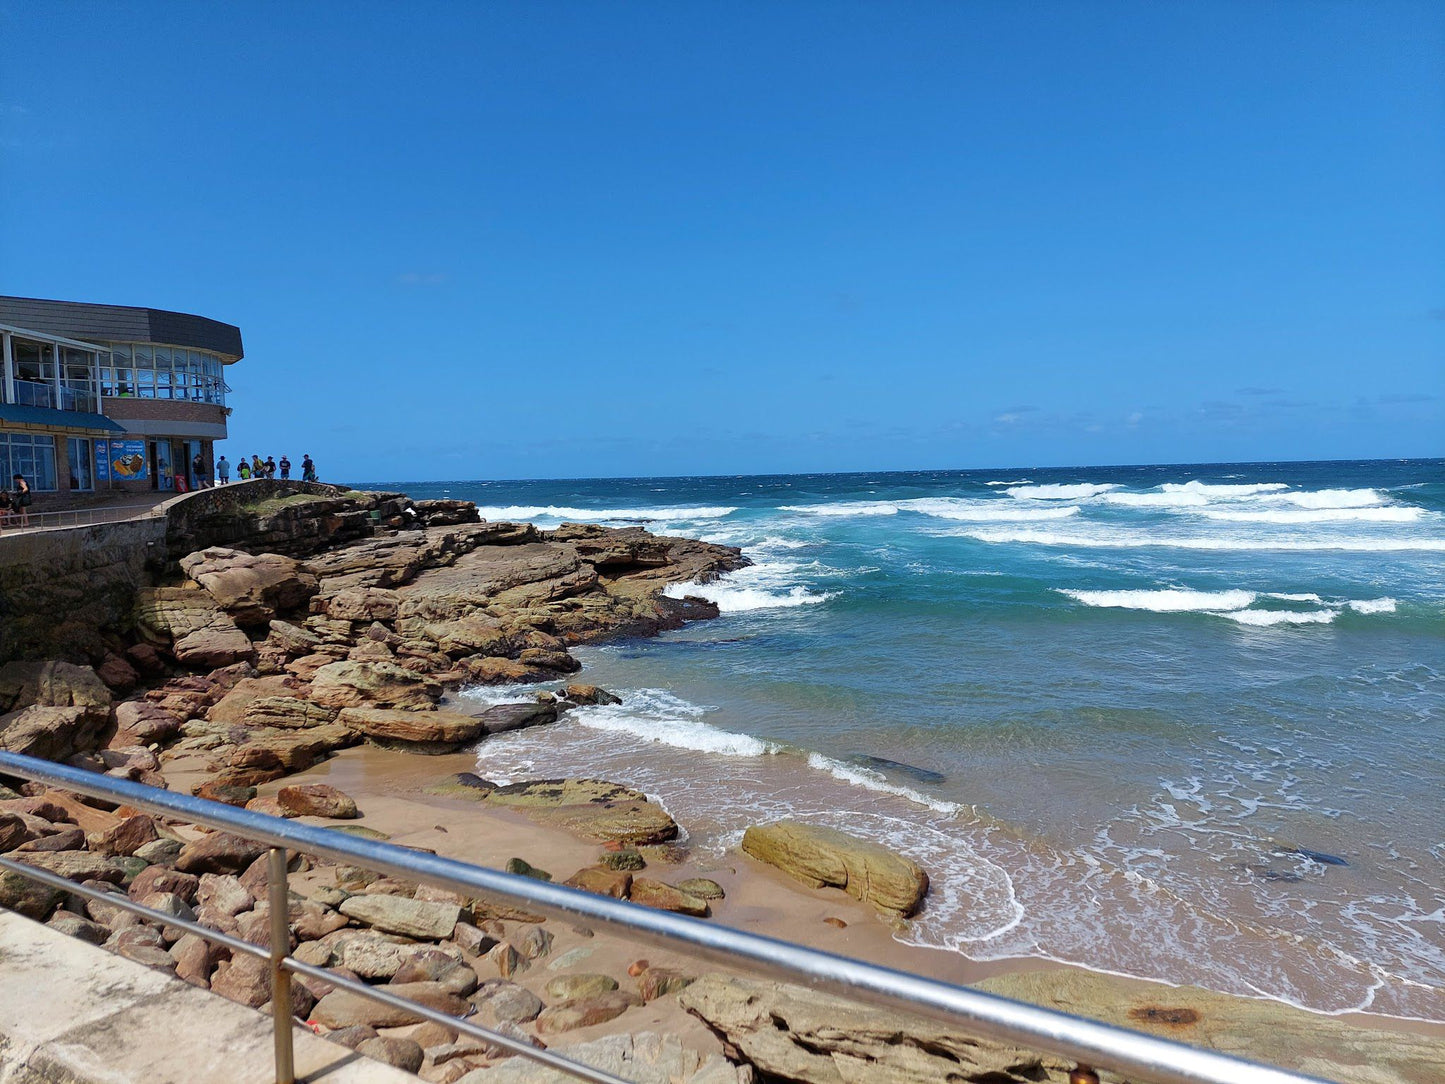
[0,480,357,662]
[0,515,167,662]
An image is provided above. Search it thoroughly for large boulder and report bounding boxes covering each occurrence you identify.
[0,660,112,715]
[309,660,441,711]
[321,586,400,623]
[976,970,1445,1084]
[336,706,483,749]
[180,547,319,626]
[484,779,678,846]
[339,893,462,940]
[0,705,107,761]
[134,587,256,668]
[741,821,928,919]
[477,702,559,736]
[276,783,358,819]
[312,982,469,1029]
[242,695,337,729]
[461,1032,748,1084]
[680,975,1068,1083]
[174,831,268,875]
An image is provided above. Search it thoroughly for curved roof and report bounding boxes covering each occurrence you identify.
[0,296,243,361]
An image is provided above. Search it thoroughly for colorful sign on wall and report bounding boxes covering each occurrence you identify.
[95,439,149,482]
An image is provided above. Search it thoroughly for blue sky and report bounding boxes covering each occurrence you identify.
[2,1,1441,481]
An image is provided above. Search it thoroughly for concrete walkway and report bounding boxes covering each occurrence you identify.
[0,911,414,1084]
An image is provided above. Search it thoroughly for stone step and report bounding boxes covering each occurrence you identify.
[0,910,414,1084]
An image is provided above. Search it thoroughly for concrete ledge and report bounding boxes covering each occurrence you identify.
[0,912,415,1084]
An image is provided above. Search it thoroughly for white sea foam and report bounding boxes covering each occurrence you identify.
[780,498,1079,522]
[1161,481,1290,497]
[1060,588,1258,612]
[950,526,1445,553]
[472,504,738,523]
[664,557,835,612]
[985,479,1032,486]
[895,498,1081,522]
[805,753,964,815]
[1101,490,1212,508]
[1059,588,1404,626]
[778,500,899,516]
[1219,608,1339,626]
[573,689,777,757]
[456,683,551,706]
[1275,488,1384,509]
[1347,597,1398,614]
[1004,482,1119,500]
[1198,507,1421,524]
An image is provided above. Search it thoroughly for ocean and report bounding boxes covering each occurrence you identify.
[380,460,1444,1022]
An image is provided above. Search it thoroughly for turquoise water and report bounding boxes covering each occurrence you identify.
[382,460,1444,1021]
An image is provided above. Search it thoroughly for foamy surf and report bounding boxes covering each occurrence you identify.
[951,526,1445,552]
[1059,588,1404,626]
[780,497,1080,521]
[472,504,738,523]
[805,752,964,815]
[1060,588,1257,612]
[1004,482,1119,499]
[573,689,779,757]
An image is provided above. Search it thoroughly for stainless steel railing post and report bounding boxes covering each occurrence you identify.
[267,847,296,1084]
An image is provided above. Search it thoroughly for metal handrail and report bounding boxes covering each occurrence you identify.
[0,751,1337,1084]
[0,504,162,535]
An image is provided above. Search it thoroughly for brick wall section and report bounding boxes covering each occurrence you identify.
[101,398,227,425]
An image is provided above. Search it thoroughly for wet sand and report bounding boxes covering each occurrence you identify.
[251,742,1445,1057]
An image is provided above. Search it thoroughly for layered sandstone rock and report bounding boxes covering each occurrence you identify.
[740,820,928,920]
[680,975,1068,1084]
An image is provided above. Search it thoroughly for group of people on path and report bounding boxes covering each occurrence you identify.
[215,453,316,484]
[0,473,33,531]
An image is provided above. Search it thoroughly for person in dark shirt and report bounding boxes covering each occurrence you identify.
[11,474,31,527]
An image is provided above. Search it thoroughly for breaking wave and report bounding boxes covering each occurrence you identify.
[473,504,738,523]
[572,689,778,757]
[951,526,1445,553]
[1004,482,1120,500]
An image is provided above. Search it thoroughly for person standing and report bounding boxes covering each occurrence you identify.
[301,454,316,482]
[11,473,31,527]
[217,455,231,484]
[251,454,263,478]
[264,455,276,479]
[237,458,251,481]
[191,451,206,489]
[279,455,291,480]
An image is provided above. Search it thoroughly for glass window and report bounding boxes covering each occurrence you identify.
[136,368,155,398]
[133,345,152,369]
[153,346,170,369]
[13,340,42,382]
[67,437,93,491]
[0,433,57,491]
[111,344,132,365]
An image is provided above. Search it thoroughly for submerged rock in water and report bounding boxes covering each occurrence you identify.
[847,753,946,785]
[1280,845,1348,867]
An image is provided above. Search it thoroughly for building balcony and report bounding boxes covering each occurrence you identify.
[9,378,99,414]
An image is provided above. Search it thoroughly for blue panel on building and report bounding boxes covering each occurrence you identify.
[0,405,126,433]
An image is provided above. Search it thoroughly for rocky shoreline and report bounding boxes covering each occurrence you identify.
[1,487,1442,1084]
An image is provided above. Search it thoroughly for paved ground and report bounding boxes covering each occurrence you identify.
[0,911,414,1084]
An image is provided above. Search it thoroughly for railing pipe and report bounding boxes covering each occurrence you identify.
[0,752,1337,1084]
[267,847,296,1084]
